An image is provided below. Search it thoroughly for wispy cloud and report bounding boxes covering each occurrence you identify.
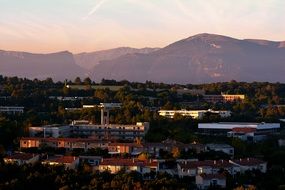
[83,0,108,20]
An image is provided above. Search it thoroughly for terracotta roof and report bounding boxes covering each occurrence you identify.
[199,173,226,180]
[232,127,256,133]
[47,156,78,164]
[5,153,37,161]
[232,158,265,166]
[100,158,158,167]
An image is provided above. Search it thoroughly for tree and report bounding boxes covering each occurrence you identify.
[74,77,82,85]
[83,77,92,85]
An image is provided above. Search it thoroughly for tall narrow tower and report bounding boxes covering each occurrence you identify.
[99,103,122,125]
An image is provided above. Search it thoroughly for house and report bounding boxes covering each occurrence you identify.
[99,158,159,174]
[196,174,226,189]
[230,158,267,173]
[227,127,268,142]
[206,144,234,156]
[42,156,79,170]
[4,152,39,165]
[177,160,240,177]
[108,143,143,155]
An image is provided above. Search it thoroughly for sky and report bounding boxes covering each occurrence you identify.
[0,0,284,53]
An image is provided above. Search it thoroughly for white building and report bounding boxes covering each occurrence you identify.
[72,122,149,140]
[199,122,280,134]
[177,160,240,177]
[4,153,39,165]
[158,109,231,119]
[29,124,71,138]
[227,128,269,142]
[230,158,267,173]
[99,158,159,174]
[0,106,24,114]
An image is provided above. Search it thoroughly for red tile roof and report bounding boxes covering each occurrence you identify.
[232,158,265,166]
[47,156,78,164]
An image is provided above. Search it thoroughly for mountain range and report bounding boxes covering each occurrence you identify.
[1,33,285,84]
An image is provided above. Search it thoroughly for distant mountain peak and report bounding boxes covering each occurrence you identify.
[185,33,236,42]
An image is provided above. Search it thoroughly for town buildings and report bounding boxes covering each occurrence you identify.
[29,103,149,141]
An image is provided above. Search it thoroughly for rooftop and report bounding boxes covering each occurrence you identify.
[232,158,266,166]
[5,153,38,161]
[179,160,234,169]
[45,156,78,164]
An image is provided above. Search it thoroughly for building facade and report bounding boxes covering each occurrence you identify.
[158,109,231,119]
[203,94,245,103]
[198,122,280,134]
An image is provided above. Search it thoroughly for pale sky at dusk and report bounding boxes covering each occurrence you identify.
[0,0,284,53]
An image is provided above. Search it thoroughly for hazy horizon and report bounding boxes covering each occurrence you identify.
[1,0,285,53]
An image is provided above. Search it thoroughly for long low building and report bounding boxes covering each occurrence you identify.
[198,122,280,134]
[20,137,109,150]
[29,121,149,140]
[20,137,145,155]
[158,109,231,119]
